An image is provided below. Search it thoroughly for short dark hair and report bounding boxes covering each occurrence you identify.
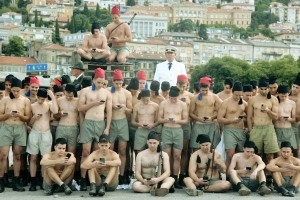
[199,83,209,88]
[194,82,200,93]
[55,138,67,146]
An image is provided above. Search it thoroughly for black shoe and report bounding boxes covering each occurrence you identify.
[89,183,96,196]
[29,179,37,191]
[20,170,28,187]
[12,177,25,192]
[3,173,12,188]
[124,171,130,184]
[0,178,5,193]
[81,57,90,62]
[288,186,296,197]
[169,185,175,193]
[178,174,186,187]
[98,183,106,196]
[62,183,72,195]
[174,181,183,189]
[119,175,125,185]
[80,178,87,191]
[96,58,107,64]
[278,186,290,196]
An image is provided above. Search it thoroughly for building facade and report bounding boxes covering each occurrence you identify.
[0,56,38,73]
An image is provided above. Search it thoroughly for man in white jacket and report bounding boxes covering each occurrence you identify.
[154,46,186,88]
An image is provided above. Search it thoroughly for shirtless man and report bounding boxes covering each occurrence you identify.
[217,77,233,101]
[189,77,222,150]
[132,131,175,196]
[274,84,297,152]
[243,84,253,102]
[217,81,247,179]
[158,86,188,189]
[78,68,112,191]
[132,89,159,153]
[247,76,279,188]
[250,80,258,96]
[106,5,132,63]
[184,134,230,196]
[20,77,30,96]
[176,75,194,187]
[266,141,300,197]
[0,82,4,101]
[269,75,278,96]
[137,70,148,91]
[55,84,79,154]
[81,134,121,196]
[27,89,58,191]
[229,141,271,196]
[290,72,300,158]
[108,69,132,188]
[160,81,170,99]
[77,22,109,63]
[4,74,14,96]
[150,81,165,105]
[25,76,40,103]
[0,77,31,192]
[40,138,75,196]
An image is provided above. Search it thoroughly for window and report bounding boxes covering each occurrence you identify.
[51,56,55,62]
[11,66,15,72]
[18,66,23,72]
[242,15,244,18]
[4,66,7,71]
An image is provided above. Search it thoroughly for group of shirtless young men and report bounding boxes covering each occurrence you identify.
[1,70,300,197]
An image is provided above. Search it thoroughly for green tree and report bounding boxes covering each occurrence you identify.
[71,15,76,33]
[192,0,196,3]
[198,24,208,40]
[54,19,61,44]
[217,3,221,8]
[173,19,195,33]
[126,0,136,6]
[38,17,43,27]
[144,0,150,6]
[83,3,89,16]
[5,36,24,56]
[96,3,100,18]
[34,9,38,27]
[75,0,81,6]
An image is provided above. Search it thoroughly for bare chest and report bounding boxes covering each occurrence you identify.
[196,96,215,108]
[112,92,126,104]
[59,100,77,112]
[88,36,103,48]
[87,91,107,103]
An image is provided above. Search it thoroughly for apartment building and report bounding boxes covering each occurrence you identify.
[0,56,38,73]
[270,2,300,25]
[137,0,180,7]
[0,12,22,26]
[120,13,168,37]
[222,3,255,12]
[0,24,21,44]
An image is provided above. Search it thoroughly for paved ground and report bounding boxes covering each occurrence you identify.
[0,186,296,200]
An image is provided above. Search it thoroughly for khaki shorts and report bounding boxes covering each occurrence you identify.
[27,129,52,155]
[231,177,259,192]
[274,176,300,193]
[80,119,105,144]
[109,118,129,142]
[0,123,27,147]
[110,45,130,56]
[223,127,246,151]
[275,127,297,149]
[134,127,155,150]
[56,124,79,147]
[182,120,191,141]
[190,123,220,149]
[161,126,183,150]
[96,174,118,191]
[249,125,279,154]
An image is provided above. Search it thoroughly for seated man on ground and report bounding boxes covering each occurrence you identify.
[183,134,231,196]
[229,140,271,196]
[266,141,300,197]
[77,22,109,64]
[40,138,76,196]
[81,134,121,196]
[132,131,174,196]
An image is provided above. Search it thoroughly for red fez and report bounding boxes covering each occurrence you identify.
[113,69,123,81]
[137,70,146,81]
[53,79,61,86]
[177,74,188,83]
[94,68,105,79]
[111,5,120,16]
[199,77,211,86]
[30,76,40,86]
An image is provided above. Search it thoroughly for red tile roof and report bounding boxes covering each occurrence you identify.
[0,24,18,29]
[3,12,21,15]
[0,56,38,65]
[41,44,73,51]
[130,5,172,10]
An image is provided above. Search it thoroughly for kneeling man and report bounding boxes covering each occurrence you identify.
[132,131,174,196]
[184,134,231,196]
[266,141,300,197]
[81,134,121,196]
[229,141,271,196]
[40,138,76,195]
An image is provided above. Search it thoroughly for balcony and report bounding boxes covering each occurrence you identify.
[262,51,282,56]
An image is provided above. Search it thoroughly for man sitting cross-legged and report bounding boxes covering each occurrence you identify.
[266,141,300,197]
[183,134,230,196]
[40,138,76,196]
[229,140,271,196]
[81,134,121,196]
[132,131,175,196]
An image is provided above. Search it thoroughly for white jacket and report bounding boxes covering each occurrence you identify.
[153,60,187,87]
